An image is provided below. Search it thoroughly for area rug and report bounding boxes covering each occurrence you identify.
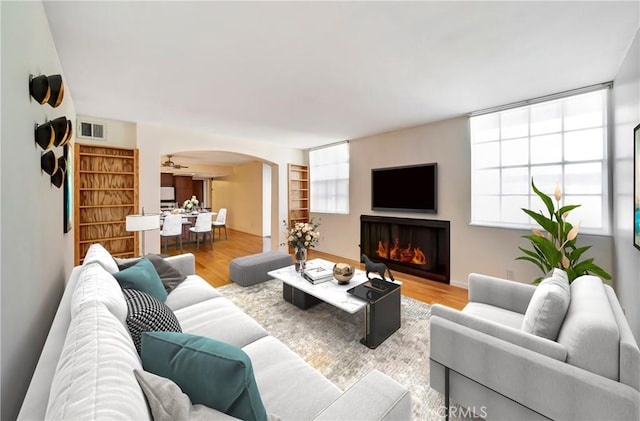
[218,279,450,420]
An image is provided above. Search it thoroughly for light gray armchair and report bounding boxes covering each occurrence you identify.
[429,273,640,420]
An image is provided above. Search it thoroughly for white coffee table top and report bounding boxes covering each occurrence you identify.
[268,258,370,314]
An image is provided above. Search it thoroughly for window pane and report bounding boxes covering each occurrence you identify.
[530,134,562,164]
[530,165,562,194]
[564,163,602,194]
[474,169,500,195]
[564,128,604,161]
[471,113,500,143]
[473,142,499,168]
[501,108,529,139]
[530,101,562,135]
[501,137,528,166]
[502,167,529,194]
[501,195,529,223]
[564,195,603,229]
[470,87,609,234]
[564,91,604,131]
[310,142,349,214]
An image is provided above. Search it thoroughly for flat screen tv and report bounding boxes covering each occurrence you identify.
[371,163,437,213]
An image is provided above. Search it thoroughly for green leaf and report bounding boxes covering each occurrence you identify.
[572,258,595,275]
[516,256,546,274]
[568,246,591,261]
[586,264,612,280]
[525,235,559,258]
[522,209,556,233]
[532,276,544,285]
[558,204,581,215]
[518,247,542,260]
[531,179,555,217]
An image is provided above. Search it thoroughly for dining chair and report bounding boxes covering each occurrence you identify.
[160,214,183,254]
[189,212,213,249]
[212,208,227,240]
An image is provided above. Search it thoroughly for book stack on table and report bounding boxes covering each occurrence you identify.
[302,263,334,284]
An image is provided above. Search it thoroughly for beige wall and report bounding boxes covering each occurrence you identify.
[314,117,614,288]
[1,2,76,419]
[75,114,136,148]
[211,162,265,236]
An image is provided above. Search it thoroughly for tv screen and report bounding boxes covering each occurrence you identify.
[371,163,437,213]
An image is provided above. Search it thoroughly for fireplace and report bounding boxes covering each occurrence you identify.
[360,215,450,283]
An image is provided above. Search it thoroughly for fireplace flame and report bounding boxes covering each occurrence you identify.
[376,238,427,266]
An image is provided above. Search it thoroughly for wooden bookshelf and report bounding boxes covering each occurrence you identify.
[74,144,139,264]
[288,164,309,227]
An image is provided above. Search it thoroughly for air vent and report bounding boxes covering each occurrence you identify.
[78,121,106,140]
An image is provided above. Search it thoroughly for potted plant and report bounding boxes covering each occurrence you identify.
[517,179,611,284]
[282,218,321,272]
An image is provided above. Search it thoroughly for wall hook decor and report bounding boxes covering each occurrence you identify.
[50,116,71,147]
[34,121,54,150]
[41,150,59,176]
[29,74,64,107]
[51,156,66,188]
[34,117,72,150]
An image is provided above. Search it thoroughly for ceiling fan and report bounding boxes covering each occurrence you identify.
[161,155,189,169]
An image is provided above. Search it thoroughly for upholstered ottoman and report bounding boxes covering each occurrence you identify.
[229,251,292,287]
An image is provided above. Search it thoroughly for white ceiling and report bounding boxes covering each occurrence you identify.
[44,1,639,151]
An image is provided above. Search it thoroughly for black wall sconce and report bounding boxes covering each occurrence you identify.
[29,74,65,107]
[35,117,73,150]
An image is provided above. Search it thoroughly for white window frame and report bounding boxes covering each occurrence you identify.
[470,83,612,236]
[309,141,350,215]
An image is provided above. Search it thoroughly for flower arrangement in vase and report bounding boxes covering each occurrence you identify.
[183,195,199,212]
[282,218,321,272]
[517,179,611,284]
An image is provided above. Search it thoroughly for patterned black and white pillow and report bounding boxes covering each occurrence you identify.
[122,288,182,354]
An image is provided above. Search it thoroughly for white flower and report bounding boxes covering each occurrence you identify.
[305,235,311,241]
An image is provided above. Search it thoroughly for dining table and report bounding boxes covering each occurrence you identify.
[160,210,218,242]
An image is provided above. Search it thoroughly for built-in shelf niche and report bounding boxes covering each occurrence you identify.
[74,144,139,264]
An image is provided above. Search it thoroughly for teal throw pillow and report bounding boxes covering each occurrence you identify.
[141,332,267,421]
[113,257,168,302]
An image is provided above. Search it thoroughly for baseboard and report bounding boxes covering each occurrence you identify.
[450,279,468,289]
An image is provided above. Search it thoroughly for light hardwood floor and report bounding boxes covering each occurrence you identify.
[164,228,469,310]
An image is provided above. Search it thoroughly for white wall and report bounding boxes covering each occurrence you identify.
[136,123,304,252]
[314,117,614,287]
[612,29,640,341]
[1,2,76,419]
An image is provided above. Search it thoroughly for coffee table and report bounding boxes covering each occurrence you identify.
[268,258,369,313]
[268,258,402,348]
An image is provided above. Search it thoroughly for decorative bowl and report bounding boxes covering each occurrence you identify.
[333,263,355,285]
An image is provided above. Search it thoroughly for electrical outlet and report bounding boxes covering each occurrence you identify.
[506,269,515,280]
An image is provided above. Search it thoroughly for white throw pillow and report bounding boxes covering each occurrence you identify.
[71,262,128,324]
[521,268,571,341]
[82,243,119,274]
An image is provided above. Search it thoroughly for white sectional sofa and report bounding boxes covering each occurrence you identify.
[18,245,411,420]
